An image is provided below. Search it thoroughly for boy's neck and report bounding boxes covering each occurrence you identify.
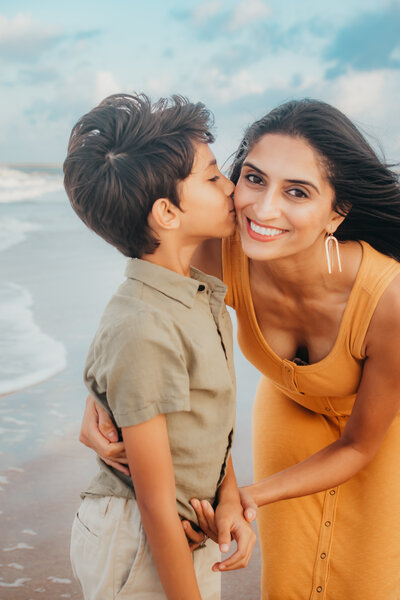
[141,240,199,277]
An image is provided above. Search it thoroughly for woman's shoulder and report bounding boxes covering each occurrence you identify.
[191,238,222,279]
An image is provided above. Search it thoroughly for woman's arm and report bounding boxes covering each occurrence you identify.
[123,414,202,600]
[242,276,400,507]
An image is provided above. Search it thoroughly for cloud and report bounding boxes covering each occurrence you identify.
[227,0,270,31]
[0,13,63,62]
[171,0,271,40]
[324,5,400,77]
[193,0,224,24]
[94,71,121,103]
[0,12,102,64]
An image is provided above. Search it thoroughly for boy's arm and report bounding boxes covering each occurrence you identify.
[122,414,202,600]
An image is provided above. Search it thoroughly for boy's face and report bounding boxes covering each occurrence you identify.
[177,143,236,241]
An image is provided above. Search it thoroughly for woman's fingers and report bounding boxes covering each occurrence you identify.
[239,487,258,522]
[102,456,131,476]
[201,500,218,536]
[190,499,218,542]
[96,400,119,443]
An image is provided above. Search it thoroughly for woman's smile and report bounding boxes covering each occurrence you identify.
[246,217,289,242]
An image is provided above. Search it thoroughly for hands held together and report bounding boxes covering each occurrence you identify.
[80,395,258,571]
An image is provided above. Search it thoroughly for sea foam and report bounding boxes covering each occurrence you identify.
[0,166,62,203]
[0,283,67,396]
[0,217,40,252]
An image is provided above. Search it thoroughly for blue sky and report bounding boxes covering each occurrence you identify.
[1,0,399,164]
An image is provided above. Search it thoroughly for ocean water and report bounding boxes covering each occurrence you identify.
[0,165,67,396]
[0,164,127,465]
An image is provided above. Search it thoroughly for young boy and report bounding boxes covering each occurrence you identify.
[63,94,255,600]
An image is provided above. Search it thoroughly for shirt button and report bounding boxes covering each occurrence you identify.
[316,586,323,593]
[320,552,326,559]
[325,521,331,527]
[329,490,336,495]
[325,407,331,412]
[198,284,205,291]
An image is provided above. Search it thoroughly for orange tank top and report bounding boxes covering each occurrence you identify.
[222,231,400,417]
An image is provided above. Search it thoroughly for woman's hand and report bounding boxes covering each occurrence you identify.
[189,497,256,571]
[239,486,258,523]
[181,521,209,552]
[79,395,130,476]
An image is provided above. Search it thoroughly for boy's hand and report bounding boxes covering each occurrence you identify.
[79,395,130,476]
[190,498,256,571]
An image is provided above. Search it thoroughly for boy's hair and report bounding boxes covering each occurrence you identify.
[63,93,214,258]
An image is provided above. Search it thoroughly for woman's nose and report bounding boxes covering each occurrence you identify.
[255,189,281,220]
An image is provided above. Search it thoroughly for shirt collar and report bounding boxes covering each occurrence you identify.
[124,259,227,308]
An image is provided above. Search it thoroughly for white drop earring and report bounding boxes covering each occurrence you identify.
[325,232,342,274]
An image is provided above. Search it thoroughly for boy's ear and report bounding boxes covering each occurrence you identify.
[150,198,181,231]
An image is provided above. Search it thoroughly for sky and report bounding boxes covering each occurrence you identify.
[0,0,399,165]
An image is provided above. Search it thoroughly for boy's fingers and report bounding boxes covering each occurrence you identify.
[213,524,257,571]
[214,515,231,554]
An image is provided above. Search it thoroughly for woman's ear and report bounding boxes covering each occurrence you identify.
[327,211,346,235]
[150,198,181,231]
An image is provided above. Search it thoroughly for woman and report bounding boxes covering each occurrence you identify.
[80,99,400,599]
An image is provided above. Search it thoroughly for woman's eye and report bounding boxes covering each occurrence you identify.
[287,188,307,199]
[245,173,263,185]
[209,175,220,182]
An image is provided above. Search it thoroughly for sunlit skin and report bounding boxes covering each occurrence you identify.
[145,142,236,276]
[234,133,344,266]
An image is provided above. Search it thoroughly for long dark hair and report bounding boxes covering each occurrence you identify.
[230,99,400,260]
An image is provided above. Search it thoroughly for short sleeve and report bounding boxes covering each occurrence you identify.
[85,309,190,428]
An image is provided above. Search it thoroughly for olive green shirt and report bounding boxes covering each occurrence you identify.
[83,258,236,523]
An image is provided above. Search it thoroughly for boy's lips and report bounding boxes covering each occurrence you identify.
[246,218,288,241]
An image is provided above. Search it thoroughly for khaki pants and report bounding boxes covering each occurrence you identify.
[70,496,221,599]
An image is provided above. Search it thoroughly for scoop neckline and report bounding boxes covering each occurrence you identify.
[241,241,368,372]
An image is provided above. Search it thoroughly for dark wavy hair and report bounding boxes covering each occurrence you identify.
[230,99,400,260]
[63,93,214,258]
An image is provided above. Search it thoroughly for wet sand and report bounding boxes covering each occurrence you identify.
[0,429,260,599]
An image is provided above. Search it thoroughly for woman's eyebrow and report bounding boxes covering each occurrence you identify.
[242,161,266,175]
[243,161,320,194]
[287,179,320,193]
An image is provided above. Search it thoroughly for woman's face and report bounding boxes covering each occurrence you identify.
[234,133,343,263]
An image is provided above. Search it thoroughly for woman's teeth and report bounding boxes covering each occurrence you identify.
[249,220,285,236]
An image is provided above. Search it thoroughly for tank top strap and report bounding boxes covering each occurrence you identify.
[346,242,400,359]
[222,229,246,310]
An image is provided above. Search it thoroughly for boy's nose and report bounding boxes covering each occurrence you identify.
[223,176,235,197]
